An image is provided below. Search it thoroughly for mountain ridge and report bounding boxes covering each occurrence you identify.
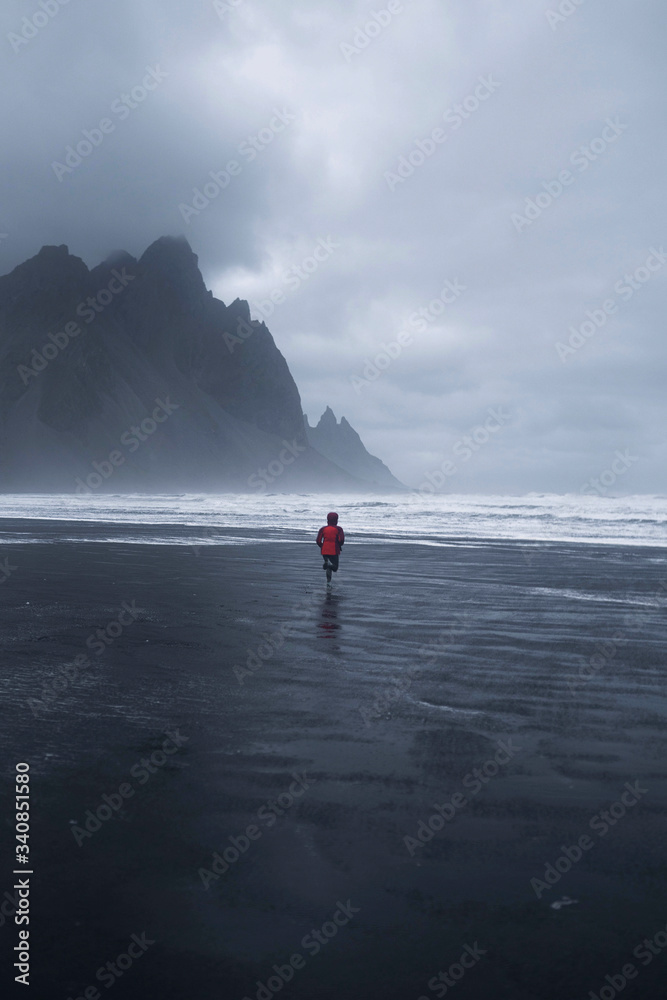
[305,407,406,491]
[0,237,403,494]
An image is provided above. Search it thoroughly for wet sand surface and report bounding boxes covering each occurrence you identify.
[2,527,667,998]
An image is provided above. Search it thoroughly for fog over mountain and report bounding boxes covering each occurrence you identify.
[0,0,665,492]
[0,238,401,493]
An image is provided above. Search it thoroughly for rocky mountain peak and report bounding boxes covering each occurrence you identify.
[317,405,338,429]
[136,235,208,313]
[305,408,405,491]
[0,244,89,296]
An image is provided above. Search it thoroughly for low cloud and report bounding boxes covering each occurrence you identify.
[1,0,665,491]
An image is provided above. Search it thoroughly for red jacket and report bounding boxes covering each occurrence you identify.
[317,524,345,556]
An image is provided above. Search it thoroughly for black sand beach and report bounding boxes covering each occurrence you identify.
[2,525,667,999]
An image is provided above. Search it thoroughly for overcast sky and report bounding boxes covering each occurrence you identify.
[1,0,665,493]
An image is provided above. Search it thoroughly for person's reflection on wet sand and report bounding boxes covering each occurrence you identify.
[318,590,341,648]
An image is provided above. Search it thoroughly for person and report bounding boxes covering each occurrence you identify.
[316,512,345,585]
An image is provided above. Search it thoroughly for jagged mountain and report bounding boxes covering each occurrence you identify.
[305,407,405,491]
[0,237,375,493]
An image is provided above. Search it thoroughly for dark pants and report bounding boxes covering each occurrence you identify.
[322,554,339,572]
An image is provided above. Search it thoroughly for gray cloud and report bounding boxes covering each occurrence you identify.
[1,0,665,492]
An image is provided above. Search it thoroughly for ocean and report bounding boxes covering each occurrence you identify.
[1,491,666,548]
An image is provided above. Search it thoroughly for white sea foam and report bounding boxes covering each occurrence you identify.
[0,493,665,548]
